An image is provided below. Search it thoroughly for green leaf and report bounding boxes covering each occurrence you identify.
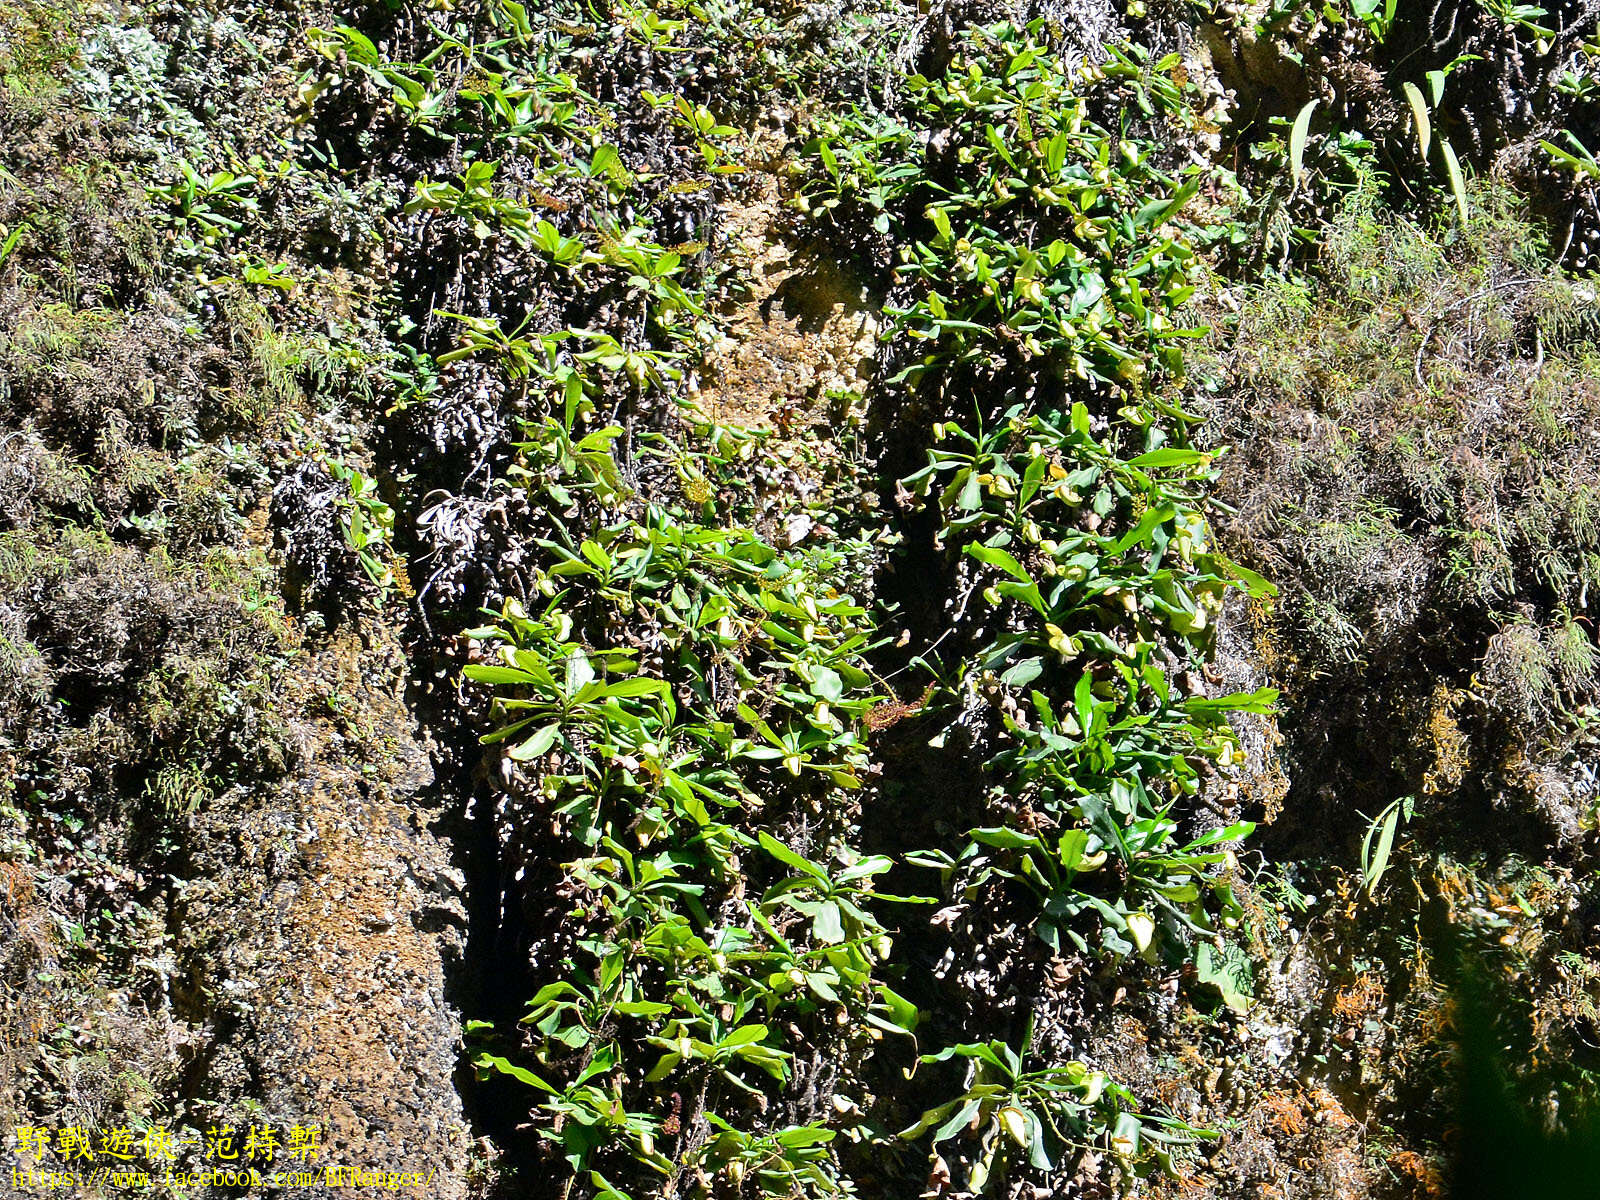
[1055,828,1090,873]
[1426,68,1447,106]
[600,678,670,699]
[644,1052,682,1082]
[1127,447,1207,469]
[613,1000,673,1017]
[588,143,623,181]
[808,665,845,703]
[775,1125,834,1148]
[1020,454,1048,505]
[1540,136,1600,180]
[526,981,580,1006]
[870,984,922,1036]
[1133,176,1199,230]
[806,971,841,1002]
[968,827,1045,851]
[1025,1109,1052,1170]
[1183,687,1277,716]
[1046,131,1069,177]
[811,900,845,943]
[475,1053,555,1092]
[958,470,983,512]
[758,831,826,881]
[1108,502,1173,555]
[1000,657,1044,688]
[1112,1111,1145,1158]
[967,542,1033,583]
[1441,138,1469,223]
[508,723,560,761]
[1214,554,1277,598]
[565,646,596,693]
[463,664,537,685]
[1192,942,1253,1014]
[931,1096,984,1143]
[898,1098,960,1141]
[0,222,28,266]
[1401,80,1431,159]
[1361,797,1408,895]
[1288,100,1317,186]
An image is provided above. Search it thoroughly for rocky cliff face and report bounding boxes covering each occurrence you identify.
[4,0,1600,1197]
[174,631,472,1197]
[0,0,476,1188]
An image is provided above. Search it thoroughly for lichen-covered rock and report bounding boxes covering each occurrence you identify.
[175,631,471,1198]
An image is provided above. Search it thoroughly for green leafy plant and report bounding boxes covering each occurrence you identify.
[306,25,448,130]
[800,22,1209,390]
[407,160,539,243]
[895,403,1271,957]
[324,458,396,593]
[1360,795,1414,896]
[1541,130,1600,182]
[473,1044,671,1175]
[1345,0,1397,41]
[463,491,895,1194]
[147,160,258,242]
[694,1118,844,1197]
[903,1033,1211,1192]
